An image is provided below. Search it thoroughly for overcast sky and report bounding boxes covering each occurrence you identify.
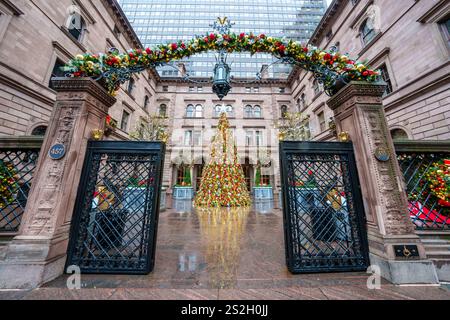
[327,0,333,7]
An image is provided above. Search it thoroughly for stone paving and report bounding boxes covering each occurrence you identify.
[1,202,450,300]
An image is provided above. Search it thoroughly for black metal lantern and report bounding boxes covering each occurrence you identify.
[212,51,231,100]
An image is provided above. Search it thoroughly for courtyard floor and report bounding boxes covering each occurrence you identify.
[1,200,450,300]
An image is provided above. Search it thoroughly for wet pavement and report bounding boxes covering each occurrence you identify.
[1,200,450,300]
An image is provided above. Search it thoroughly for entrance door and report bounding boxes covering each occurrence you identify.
[279,141,369,273]
[66,141,165,274]
[241,158,252,191]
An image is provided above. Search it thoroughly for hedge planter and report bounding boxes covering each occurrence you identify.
[254,186,273,200]
[173,186,194,200]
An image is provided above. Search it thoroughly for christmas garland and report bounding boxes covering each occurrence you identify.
[0,160,17,209]
[63,32,379,95]
[425,159,450,207]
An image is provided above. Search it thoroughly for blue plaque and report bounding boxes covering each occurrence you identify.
[374,146,390,162]
[49,143,66,160]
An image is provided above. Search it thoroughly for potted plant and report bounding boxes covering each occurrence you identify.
[253,164,273,200]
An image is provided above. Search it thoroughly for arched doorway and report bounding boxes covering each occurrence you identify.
[193,157,205,191]
[241,157,253,191]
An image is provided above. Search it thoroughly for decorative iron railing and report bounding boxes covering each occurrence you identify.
[395,141,450,230]
[0,137,43,233]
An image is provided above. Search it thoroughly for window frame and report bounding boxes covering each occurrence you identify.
[186,104,195,118]
[66,12,86,43]
[120,110,131,132]
[360,18,376,46]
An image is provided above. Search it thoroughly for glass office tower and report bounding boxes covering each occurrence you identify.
[117,0,327,78]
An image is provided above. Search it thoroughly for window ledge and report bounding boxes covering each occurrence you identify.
[60,26,87,53]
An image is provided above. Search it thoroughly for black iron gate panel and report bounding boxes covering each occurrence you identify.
[0,138,42,232]
[280,141,369,273]
[66,141,165,274]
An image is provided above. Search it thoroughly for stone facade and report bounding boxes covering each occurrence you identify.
[156,79,291,200]
[290,0,450,141]
[0,0,156,140]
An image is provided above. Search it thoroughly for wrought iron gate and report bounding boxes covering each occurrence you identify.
[66,141,165,274]
[280,141,369,273]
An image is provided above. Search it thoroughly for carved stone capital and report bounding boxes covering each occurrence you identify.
[327,81,387,111]
[51,77,117,108]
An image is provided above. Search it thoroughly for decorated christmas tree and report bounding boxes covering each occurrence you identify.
[194,113,251,207]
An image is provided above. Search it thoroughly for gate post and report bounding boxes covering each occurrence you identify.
[0,78,116,289]
[327,81,438,284]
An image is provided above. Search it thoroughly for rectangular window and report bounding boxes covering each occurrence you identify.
[318,111,326,132]
[245,130,253,146]
[193,130,202,146]
[189,86,195,92]
[255,130,263,146]
[184,130,201,146]
[260,175,270,186]
[379,64,393,96]
[162,85,168,92]
[121,110,130,132]
[49,58,67,89]
[279,87,285,93]
[439,17,450,48]
[184,130,192,146]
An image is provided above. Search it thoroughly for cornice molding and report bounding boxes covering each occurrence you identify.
[0,0,24,15]
[417,0,450,23]
[327,81,387,110]
[52,41,75,60]
[349,0,374,29]
[73,0,96,24]
[50,77,117,107]
[0,67,55,106]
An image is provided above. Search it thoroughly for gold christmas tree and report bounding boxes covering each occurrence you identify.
[194,113,251,207]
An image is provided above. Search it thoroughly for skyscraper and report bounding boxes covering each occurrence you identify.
[118,0,327,78]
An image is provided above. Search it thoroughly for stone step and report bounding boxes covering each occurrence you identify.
[426,251,450,260]
[424,245,450,253]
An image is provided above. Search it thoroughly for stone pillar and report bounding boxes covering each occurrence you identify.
[327,81,438,284]
[0,78,116,289]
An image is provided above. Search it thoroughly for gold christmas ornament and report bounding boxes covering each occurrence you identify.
[91,129,104,140]
[338,131,350,142]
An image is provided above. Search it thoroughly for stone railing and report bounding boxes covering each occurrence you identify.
[0,136,43,234]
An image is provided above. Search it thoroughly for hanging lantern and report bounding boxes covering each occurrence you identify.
[212,51,231,100]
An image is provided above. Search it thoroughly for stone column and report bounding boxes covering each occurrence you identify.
[327,81,438,284]
[0,78,116,289]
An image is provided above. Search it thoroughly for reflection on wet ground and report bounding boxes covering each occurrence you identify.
[28,198,450,300]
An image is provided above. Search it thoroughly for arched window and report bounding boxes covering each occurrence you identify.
[214,104,222,117]
[31,125,47,136]
[186,104,194,117]
[281,105,288,118]
[390,128,409,141]
[226,105,234,117]
[244,105,253,118]
[195,104,203,118]
[360,19,376,45]
[253,105,262,118]
[159,104,167,117]
[67,13,86,42]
